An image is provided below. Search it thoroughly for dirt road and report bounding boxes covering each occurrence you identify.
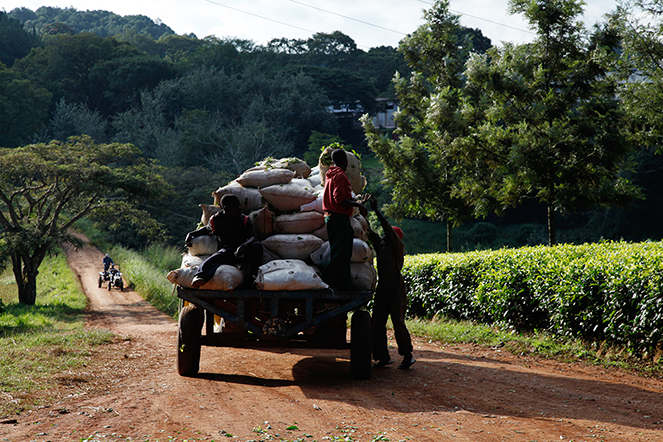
[1,236,663,441]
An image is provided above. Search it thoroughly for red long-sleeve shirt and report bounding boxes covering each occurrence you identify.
[322,166,354,216]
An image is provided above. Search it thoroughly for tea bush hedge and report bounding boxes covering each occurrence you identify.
[403,241,663,356]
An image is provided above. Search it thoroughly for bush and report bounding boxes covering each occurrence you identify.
[402,241,663,357]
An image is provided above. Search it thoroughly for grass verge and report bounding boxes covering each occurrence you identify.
[404,316,662,375]
[107,243,183,318]
[0,250,115,418]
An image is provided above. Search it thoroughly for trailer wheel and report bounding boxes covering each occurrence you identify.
[177,304,203,376]
[350,309,372,380]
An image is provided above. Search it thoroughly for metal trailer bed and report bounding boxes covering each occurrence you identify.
[176,286,374,379]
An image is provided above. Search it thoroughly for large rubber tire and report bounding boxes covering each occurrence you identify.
[177,304,204,376]
[118,279,123,291]
[350,309,372,380]
[98,276,102,288]
[107,280,112,291]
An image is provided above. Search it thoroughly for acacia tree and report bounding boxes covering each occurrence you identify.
[464,0,637,245]
[0,136,168,305]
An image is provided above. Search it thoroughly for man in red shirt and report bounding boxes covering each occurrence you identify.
[322,149,367,290]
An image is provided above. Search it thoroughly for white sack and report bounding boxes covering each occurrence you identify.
[236,168,295,188]
[261,234,324,260]
[181,253,208,269]
[308,173,321,188]
[313,225,328,241]
[350,262,377,291]
[188,235,218,256]
[351,215,369,241]
[255,259,328,291]
[248,206,274,240]
[261,246,282,264]
[260,183,316,213]
[300,197,323,214]
[200,204,221,226]
[250,157,312,178]
[291,178,313,189]
[310,239,373,267]
[167,265,244,291]
[212,181,263,213]
[273,211,325,234]
[319,148,366,194]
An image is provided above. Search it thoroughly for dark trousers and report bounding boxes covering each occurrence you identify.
[194,241,262,282]
[372,276,413,362]
[322,213,353,290]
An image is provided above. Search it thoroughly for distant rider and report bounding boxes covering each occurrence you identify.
[103,254,114,273]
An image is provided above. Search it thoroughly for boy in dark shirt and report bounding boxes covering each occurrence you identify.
[367,196,415,369]
[321,149,367,290]
[186,194,262,288]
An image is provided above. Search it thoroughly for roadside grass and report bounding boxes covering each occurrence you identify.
[107,243,183,318]
[0,251,115,418]
[403,316,660,374]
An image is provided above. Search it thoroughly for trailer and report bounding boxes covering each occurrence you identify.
[176,286,374,379]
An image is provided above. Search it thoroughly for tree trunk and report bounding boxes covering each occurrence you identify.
[12,252,43,306]
[446,223,453,253]
[547,203,557,246]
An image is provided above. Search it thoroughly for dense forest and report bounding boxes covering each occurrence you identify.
[2,3,663,253]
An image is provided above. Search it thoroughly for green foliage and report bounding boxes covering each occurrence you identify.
[9,6,175,39]
[403,241,663,356]
[304,131,344,166]
[0,136,169,304]
[463,0,638,245]
[0,11,41,67]
[0,64,51,148]
[361,1,478,252]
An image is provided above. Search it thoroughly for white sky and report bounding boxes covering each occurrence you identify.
[2,0,617,49]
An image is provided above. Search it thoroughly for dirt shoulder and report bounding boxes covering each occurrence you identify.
[1,236,662,441]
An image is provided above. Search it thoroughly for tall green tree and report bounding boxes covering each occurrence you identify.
[611,0,663,149]
[0,136,168,305]
[0,65,51,148]
[464,0,637,245]
[0,11,40,67]
[362,0,476,252]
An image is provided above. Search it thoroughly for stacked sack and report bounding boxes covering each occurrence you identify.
[167,154,377,292]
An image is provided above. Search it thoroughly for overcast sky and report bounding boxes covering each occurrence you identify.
[3,0,617,49]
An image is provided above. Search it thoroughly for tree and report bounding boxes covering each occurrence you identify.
[361,0,476,252]
[463,0,637,245]
[0,136,169,305]
[0,11,41,67]
[0,65,51,148]
[611,0,663,149]
[13,33,171,117]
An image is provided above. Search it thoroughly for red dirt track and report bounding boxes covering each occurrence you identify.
[1,235,662,441]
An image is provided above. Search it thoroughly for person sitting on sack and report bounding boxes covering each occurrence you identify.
[186,194,263,289]
[367,195,415,370]
[321,148,368,290]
